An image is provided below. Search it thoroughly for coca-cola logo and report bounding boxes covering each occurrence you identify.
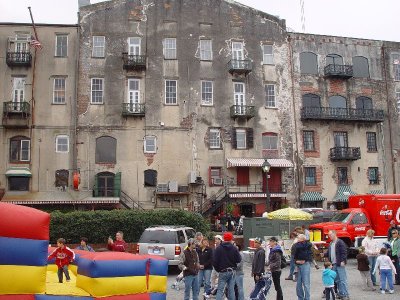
[380,210,393,216]
[359,199,365,206]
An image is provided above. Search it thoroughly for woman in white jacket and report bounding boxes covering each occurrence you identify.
[361,229,379,286]
[373,247,397,294]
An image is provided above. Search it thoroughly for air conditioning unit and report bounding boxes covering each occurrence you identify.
[156,183,168,193]
[213,178,223,186]
[188,171,197,184]
[168,181,178,192]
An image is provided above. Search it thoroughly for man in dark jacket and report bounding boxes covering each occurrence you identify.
[292,234,312,300]
[213,232,241,300]
[251,237,266,282]
[179,238,200,300]
[387,220,400,241]
[323,230,349,300]
[267,237,283,300]
[196,238,213,295]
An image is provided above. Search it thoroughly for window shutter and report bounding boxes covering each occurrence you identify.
[247,128,254,149]
[93,173,99,197]
[114,172,121,197]
[208,166,212,186]
[231,129,237,149]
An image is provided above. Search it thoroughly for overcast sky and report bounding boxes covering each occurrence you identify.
[0,0,398,42]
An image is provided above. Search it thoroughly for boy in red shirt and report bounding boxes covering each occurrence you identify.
[48,238,75,283]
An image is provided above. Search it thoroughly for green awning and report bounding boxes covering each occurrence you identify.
[5,167,31,177]
[367,190,384,194]
[333,185,357,202]
[300,192,326,202]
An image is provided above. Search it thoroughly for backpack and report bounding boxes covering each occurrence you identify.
[280,253,287,269]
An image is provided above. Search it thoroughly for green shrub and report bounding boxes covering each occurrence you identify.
[49,209,210,244]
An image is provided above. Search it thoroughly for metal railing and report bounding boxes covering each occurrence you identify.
[230,105,255,119]
[120,190,144,210]
[301,107,384,122]
[324,64,353,78]
[329,147,361,161]
[227,183,287,194]
[122,103,145,116]
[228,59,252,74]
[3,102,30,115]
[6,52,32,67]
[122,53,146,70]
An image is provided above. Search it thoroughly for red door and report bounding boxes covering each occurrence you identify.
[263,168,282,193]
[237,167,249,186]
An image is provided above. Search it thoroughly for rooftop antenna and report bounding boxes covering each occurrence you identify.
[300,0,306,33]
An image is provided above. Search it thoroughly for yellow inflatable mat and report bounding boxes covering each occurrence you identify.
[46,270,90,297]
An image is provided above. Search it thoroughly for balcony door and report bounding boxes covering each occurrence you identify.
[326,54,343,66]
[333,132,348,148]
[12,78,25,112]
[355,96,373,110]
[234,83,245,114]
[232,42,244,60]
[127,79,140,112]
[263,168,282,193]
[128,37,141,55]
[236,167,249,186]
[96,172,115,197]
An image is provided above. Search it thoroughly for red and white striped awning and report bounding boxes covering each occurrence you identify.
[229,193,286,198]
[226,158,293,168]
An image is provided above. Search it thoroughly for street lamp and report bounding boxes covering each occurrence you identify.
[262,159,271,212]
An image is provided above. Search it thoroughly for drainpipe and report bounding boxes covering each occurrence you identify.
[73,14,80,173]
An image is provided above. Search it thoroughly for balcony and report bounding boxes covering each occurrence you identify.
[228,59,252,75]
[324,64,353,79]
[329,147,361,161]
[228,183,287,198]
[122,103,145,117]
[122,53,146,70]
[2,102,30,128]
[230,105,255,120]
[6,52,32,67]
[301,107,384,123]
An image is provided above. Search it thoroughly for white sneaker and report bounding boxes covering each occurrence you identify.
[380,290,385,294]
[389,290,394,294]
[203,292,210,299]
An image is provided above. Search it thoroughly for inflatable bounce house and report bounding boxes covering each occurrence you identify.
[0,202,168,300]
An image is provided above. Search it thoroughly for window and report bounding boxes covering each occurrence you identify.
[234,83,245,114]
[326,54,343,65]
[55,169,69,189]
[201,81,213,105]
[200,40,212,60]
[368,167,379,184]
[95,136,116,163]
[337,167,348,184]
[236,129,246,149]
[10,137,30,162]
[333,132,348,147]
[55,35,68,57]
[144,169,157,187]
[302,94,321,107]
[353,56,369,78]
[209,128,221,149]
[366,132,377,152]
[53,78,66,104]
[92,36,105,57]
[165,80,177,104]
[127,79,140,109]
[356,96,373,110]
[351,213,368,225]
[56,135,69,153]
[128,37,141,55]
[329,96,347,108]
[12,77,25,111]
[262,44,273,64]
[393,54,400,81]
[9,177,29,191]
[209,166,223,186]
[265,84,276,107]
[262,133,278,150]
[304,167,316,185]
[232,42,244,60]
[303,131,315,151]
[91,78,104,104]
[163,38,176,59]
[397,89,400,112]
[232,128,253,150]
[300,52,318,75]
[144,136,156,153]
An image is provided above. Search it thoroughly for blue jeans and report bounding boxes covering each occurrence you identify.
[235,274,244,300]
[184,274,199,300]
[216,271,235,300]
[296,262,310,300]
[333,265,349,297]
[380,269,394,291]
[289,256,296,277]
[198,269,212,294]
[368,256,377,284]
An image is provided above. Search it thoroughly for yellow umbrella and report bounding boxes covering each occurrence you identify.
[267,207,313,220]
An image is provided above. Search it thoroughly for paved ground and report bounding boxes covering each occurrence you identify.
[167,259,399,300]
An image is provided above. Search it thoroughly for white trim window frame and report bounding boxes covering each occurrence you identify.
[128,37,141,55]
[393,53,400,81]
[20,139,30,161]
[56,135,69,153]
[236,129,246,149]
[165,80,177,105]
[265,84,276,107]
[91,78,104,104]
[53,77,66,104]
[209,128,221,149]
[55,34,68,57]
[396,88,400,113]
[262,135,278,150]
[163,38,176,59]
[200,39,212,61]
[144,136,157,153]
[92,36,105,58]
[201,80,213,105]
[262,44,274,65]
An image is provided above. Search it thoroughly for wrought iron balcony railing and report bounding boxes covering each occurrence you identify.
[3,101,30,116]
[324,64,353,78]
[122,53,146,70]
[330,147,361,161]
[230,105,255,119]
[6,52,32,67]
[228,183,287,194]
[122,103,145,116]
[301,107,384,122]
[228,59,252,75]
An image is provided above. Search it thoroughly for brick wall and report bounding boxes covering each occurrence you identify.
[328,79,345,94]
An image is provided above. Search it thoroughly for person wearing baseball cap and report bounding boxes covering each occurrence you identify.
[252,237,266,283]
[213,232,241,300]
[178,238,200,300]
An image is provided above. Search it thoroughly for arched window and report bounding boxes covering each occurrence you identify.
[262,132,278,150]
[356,96,373,110]
[302,94,321,107]
[144,169,157,187]
[95,136,116,163]
[93,171,121,197]
[329,96,347,108]
[326,54,343,66]
[353,56,370,78]
[10,136,30,162]
[300,52,318,75]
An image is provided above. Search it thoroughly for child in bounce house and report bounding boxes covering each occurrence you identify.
[48,238,75,283]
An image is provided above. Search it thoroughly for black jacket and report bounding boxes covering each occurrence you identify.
[197,246,213,270]
[388,225,400,241]
[268,245,283,272]
[292,241,313,262]
[326,238,347,265]
[252,247,266,275]
[213,242,241,273]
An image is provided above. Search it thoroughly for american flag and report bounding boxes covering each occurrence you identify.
[30,35,42,50]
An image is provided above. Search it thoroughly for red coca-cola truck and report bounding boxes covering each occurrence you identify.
[309,194,400,250]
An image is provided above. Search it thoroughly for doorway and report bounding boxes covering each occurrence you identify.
[239,202,254,218]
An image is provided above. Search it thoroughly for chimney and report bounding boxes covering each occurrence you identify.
[78,0,91,8]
